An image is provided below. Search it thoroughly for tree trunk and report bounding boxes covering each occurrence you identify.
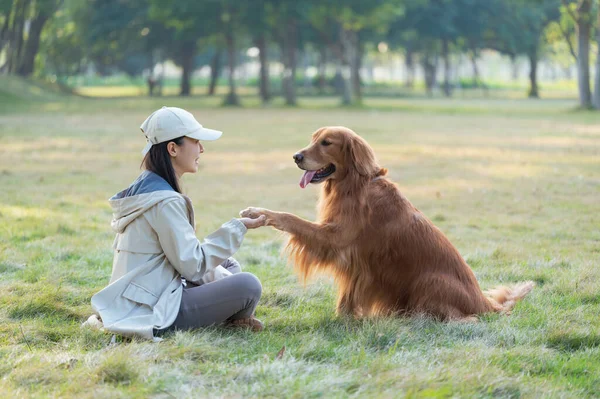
[223,28,240,106]
[339,27,359,105]
[16,10,51,76]
[470,49,488,96]
[208,49,222,96]
[146,51,155,97]
[337,62,352,105]
[281,19,297,106]
[318,45,327,94]
[442,38,452,97]
[422,53,437,96]
[0,7,12,72]
[0,7,11,55]
[404,49,415,88]
[527,50,539,98]
[147,77,156,97]
[350,39,363,103]
[342,29,361,103]
[179,42,194,96]
[576,0,592,108]
[593,6,600,109]
[256,34,270,104]
[8,0,29,74]
[470,51,480,87]
[510,54,519,81]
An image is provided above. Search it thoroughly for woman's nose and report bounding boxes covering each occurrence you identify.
[199,143,204,153]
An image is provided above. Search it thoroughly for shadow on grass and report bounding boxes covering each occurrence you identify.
[5,285,83,322]
[546,332,600,352]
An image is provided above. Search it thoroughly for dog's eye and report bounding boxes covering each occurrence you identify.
[321,140,332,146]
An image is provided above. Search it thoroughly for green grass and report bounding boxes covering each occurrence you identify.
[0,75,72,99]
[1,82,599,397]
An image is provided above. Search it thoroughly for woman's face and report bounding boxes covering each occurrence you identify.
[169,137,204,177]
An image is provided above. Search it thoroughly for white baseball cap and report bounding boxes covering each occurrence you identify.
[140,106,223,155]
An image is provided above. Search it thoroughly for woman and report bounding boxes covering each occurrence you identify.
[88,106,266,341]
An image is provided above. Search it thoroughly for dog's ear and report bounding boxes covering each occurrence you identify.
[346,134,379,177]
[312,127,328,142]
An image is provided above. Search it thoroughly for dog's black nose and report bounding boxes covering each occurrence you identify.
[293,153,304,164]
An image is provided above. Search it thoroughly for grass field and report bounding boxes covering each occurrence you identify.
[1,86,599,397]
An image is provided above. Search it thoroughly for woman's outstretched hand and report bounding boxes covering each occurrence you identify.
[238,214,267,229]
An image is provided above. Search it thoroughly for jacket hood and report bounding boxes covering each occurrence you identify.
[109,171,181,233]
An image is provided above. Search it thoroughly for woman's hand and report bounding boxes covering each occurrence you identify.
[238,214,267,229]
[239,207,285,230]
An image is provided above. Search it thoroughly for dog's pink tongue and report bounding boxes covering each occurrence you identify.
[299,170,316,188]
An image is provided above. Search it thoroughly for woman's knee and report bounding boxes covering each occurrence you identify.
[236,272,262,299]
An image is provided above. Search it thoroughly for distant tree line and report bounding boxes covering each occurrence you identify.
[2,0,600,108]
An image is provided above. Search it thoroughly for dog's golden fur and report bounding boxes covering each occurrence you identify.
[241,127,533,321]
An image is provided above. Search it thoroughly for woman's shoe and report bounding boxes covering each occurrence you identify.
[227,316,264,332]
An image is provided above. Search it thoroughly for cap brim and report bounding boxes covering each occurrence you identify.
[187,127,222,141]
[141,141,153,156]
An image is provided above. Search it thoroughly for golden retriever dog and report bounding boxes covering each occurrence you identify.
[241,127,533,321]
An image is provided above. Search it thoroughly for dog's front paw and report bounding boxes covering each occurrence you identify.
[240,207,285,230]
[240,207,267,219]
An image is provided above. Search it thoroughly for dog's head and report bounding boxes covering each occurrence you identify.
[294,126,382,188]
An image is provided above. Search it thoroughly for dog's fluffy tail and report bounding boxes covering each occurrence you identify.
[485,281,534,314]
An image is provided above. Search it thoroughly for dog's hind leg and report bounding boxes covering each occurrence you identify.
[408,275,494,320]
[336,290,358,316]
[417,302,475,322]
[444,307,478,323]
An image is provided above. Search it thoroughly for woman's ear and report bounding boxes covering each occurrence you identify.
[167,142,177,157]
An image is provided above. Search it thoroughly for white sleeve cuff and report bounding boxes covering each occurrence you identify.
[225,218,247,235]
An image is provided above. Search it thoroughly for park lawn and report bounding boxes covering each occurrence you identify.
[0,94,599,398]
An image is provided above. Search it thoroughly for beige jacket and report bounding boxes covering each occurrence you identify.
[90,171,247,341]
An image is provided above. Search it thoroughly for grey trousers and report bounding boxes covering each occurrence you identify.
[160,258,262,333]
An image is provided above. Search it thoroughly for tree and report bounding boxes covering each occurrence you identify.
[149,0,211,96]
[150,0,247,103]
[81,0,169,88]
[594,4,600,108]
[541,5,577,79]
[221,1,245,106]
[485,0,560,98]
[15,0,63,76]
[561,0,593,108]
[244,0,272,104]
[207,45,223,96]
[517,0,561,98]
[455,0,501,93]
[411,0,459,96]
[0,0,62,76]
[37,0,87,80]
[2,0,28,74]
[264,1,307,106]
[388,0,474,97]
[386,12,421,89]
[308,0,400,104]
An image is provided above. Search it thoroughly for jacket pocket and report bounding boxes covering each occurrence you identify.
[122,282,159,307]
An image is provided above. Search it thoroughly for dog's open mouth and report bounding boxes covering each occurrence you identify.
[299,164,336,188]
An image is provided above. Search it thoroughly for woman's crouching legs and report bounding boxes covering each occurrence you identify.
[168,272,262,332]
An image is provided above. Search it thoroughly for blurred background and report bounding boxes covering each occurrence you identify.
[2,0,600,107]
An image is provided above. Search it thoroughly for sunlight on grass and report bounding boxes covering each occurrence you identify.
[76,85,259,98]
[0,204,62,220]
